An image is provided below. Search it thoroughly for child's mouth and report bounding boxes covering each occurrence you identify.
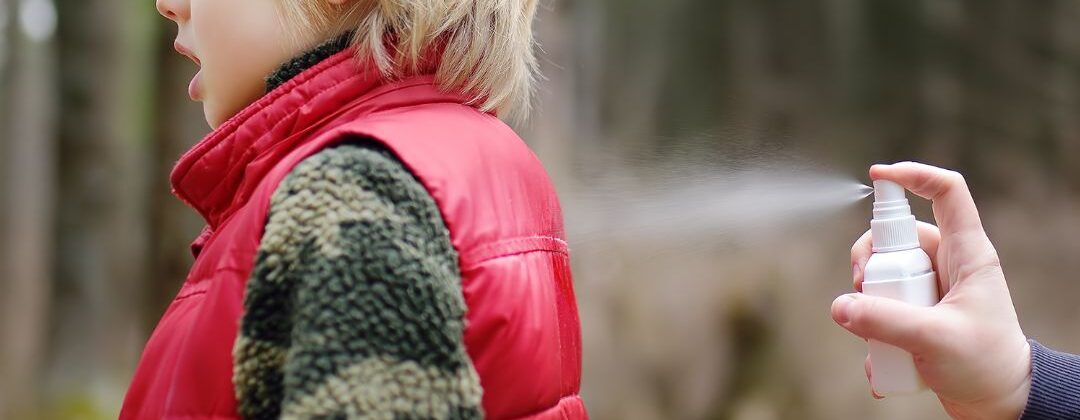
[174,41,203,101]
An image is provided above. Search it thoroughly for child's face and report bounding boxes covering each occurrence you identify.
[157,0,313,128]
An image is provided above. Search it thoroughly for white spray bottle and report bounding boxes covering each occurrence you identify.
[862,180,941,395]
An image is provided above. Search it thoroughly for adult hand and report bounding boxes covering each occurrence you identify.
[832,162,1031,420]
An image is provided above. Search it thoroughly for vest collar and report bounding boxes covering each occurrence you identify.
[169,47,470,230]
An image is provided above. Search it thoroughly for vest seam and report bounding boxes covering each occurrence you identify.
[172,290,207,302]
[506,393,583,419]
[459,235,568,271]
[460,248,567,272]
[175,266,249,300]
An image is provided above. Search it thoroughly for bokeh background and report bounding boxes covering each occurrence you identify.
[3,0,1080,419]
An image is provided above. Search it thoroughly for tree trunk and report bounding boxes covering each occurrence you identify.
[47,0,156,414]
[1051,0,1080,188]
[0,0,58,417]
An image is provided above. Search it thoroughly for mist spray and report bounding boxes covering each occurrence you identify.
[862,180,941,395]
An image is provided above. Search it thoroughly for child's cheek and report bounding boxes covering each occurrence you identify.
[198,63,267,128]
[189,0,290,125]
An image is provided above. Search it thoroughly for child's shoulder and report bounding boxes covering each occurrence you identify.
[274,138,430,206]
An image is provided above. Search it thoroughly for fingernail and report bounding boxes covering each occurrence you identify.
[853,262,861,281]
[833,295,855,325]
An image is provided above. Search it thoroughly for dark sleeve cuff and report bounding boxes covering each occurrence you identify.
[1021,339,1080,419]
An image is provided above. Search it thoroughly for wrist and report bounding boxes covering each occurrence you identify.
[986,339,1033,420]
[943,339,1032,420]
[1001,341,1033,419]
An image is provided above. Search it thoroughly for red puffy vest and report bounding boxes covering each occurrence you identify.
[120,49,585,419]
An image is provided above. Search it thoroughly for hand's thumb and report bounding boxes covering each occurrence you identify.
[832,293,937,353]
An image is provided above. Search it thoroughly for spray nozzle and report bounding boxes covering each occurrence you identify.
[870,180,919,252]
[873,180,906,203]
[872,180,913,221]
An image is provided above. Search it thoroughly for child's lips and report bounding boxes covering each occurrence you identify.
[174,41,201,66]
[189,70,202,101]
[175,41,203,101]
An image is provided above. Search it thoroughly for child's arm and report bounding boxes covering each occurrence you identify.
[234,141,483,419]
[831,162,1042,419]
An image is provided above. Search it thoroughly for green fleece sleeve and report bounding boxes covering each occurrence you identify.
[233,141,483,420]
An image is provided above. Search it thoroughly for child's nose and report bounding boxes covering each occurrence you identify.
[156,0,188,22]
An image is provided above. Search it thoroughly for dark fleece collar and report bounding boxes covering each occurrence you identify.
[265,32,354,93]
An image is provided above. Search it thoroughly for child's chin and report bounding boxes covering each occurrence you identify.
[202,106,222,130]
[203,96,259,129]
[202,101,233,130]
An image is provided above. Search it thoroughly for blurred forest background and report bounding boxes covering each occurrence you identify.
[3,0,1080,419]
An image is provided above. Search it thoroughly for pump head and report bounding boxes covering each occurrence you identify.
[870,180,920,252]
[873,180,906,203]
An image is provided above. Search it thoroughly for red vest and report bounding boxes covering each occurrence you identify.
[120,49,585,419]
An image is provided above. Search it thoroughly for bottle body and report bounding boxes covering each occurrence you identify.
[863,247,939,395]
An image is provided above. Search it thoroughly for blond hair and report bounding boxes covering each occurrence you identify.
[277,0,540,120]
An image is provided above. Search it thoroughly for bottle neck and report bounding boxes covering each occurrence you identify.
[871,214,920,252]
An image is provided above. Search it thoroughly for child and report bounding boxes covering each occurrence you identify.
[833,162,1080,419]
[121,0,585,419]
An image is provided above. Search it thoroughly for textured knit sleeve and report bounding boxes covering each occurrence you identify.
[1021,339,1080,420]
[232,141,483,420]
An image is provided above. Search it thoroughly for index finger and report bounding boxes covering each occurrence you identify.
[869,162,985,237]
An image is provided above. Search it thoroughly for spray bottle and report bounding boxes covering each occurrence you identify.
[862,180,941,395]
